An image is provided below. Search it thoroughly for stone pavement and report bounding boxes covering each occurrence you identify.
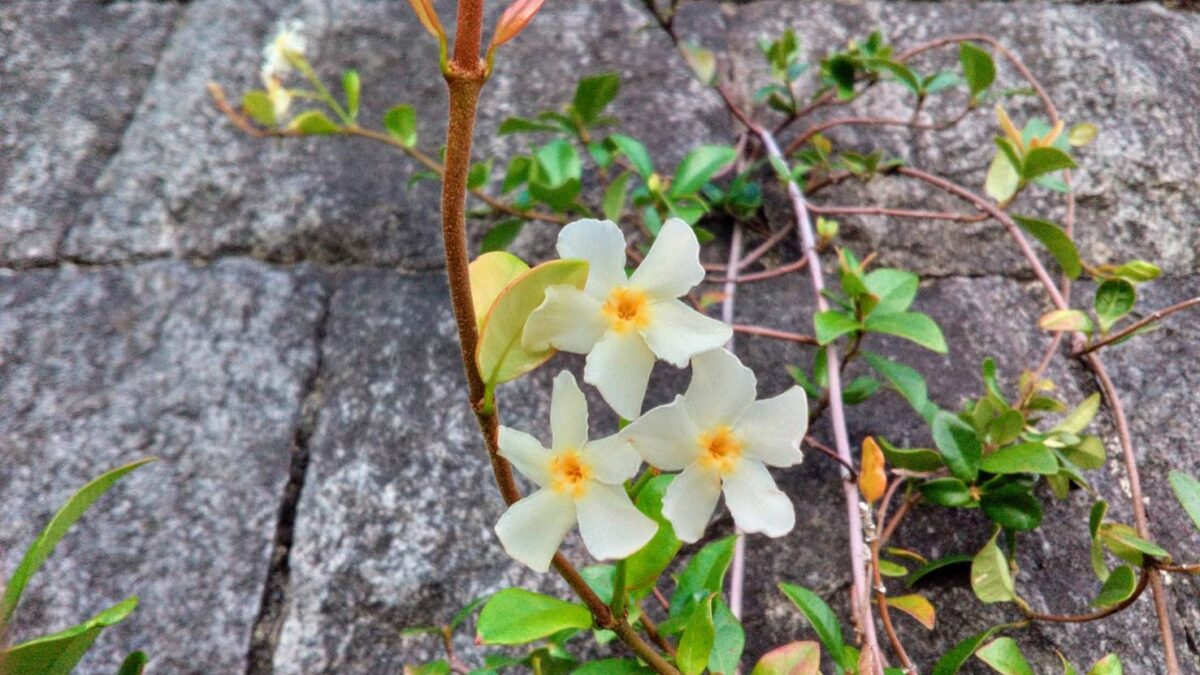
[1,1,1197,673]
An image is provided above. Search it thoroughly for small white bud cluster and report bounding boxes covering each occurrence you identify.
[260,20,307,120]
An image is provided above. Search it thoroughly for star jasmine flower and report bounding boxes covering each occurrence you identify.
[494,371,657,572]
[262,19,307,80]
[622,348,808,542]
[522,218,732,420]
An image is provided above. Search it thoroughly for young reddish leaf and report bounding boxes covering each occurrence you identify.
[491,0,548,49]
[859,437,887,504]
[406,0,445,40]
[886,594,936,630]
[750,641,820,675]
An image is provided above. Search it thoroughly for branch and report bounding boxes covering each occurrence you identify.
[1075,297,1200,356]
[731,324,818,345]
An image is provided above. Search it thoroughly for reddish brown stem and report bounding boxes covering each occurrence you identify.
[731,324,819,345]
[806,203,987,223]
[1076,297,1200,356]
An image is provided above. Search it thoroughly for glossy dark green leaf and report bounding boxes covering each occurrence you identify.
[480,219,523,254]
[932,411,982,483]
[116,650,149,675]
[670,536,736,618]
[1011,215,1081,279]
[498,116,560,135]
[1094,280,1136,333]
[624,475,681,591]
[981,483,1042,530]
[573,73,620,126]
[920,477,975,507]
[467,161,492,190]
[841,377,880,405]
[814,310,861,345]
[864,353,936,421]
[878,437,943,472]
[1021,146,1077,181]
[907,554,973,588]
[677,594,716,675]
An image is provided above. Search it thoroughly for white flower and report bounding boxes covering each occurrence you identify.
[622,348,807,542]
[262,19,307,80]
[495,371,657,572]
[264,76,293,120]
[523,218,732,420]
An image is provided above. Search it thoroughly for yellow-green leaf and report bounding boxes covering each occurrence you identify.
[1038,309,1093,334]
[971,531,1015,603]
[468,252,530,331]
[476,259,588,385]
[1068,122,1097,147]
[886,594,936,630]
[751,641,820,675]
[288,110,340,135]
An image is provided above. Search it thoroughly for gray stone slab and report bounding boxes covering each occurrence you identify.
[0,0,181,266]
[723,1,1200,277]
[0,260,325,673]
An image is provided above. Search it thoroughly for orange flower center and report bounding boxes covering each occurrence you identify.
[602,287,651,333]
[549,450,593,499]
[697,426,743,474]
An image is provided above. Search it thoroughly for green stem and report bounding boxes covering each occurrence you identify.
[611,559,629,618]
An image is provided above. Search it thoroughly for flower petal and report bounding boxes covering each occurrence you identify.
[522,285,606,353]
[733,386,808,467]
[498,426,551,486]
[722,459,795,538]
[629,218,704,299]
[576,483,658,561]
[621,396,701,471]
[557,219,629,299]
[582,435,642,484]
[662,463,723,543]
[583,329,656,420]
[639,299,732,367]
[494,488,578,572]
[684,348,757,426]
[550,371,589,452]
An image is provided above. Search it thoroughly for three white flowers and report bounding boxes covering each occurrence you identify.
[495,218,809,571]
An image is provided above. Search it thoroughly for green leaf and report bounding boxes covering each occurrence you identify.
[864,311,948,353]
[1094,280,1135,333]
[932,625,1009,675]
[449,596,489,631]
[468,251,530,330]
[501,156,532,193]
[624,475,682,591]
[670,536,736,618]
[980,483,1042,531]
[959,42,996,100]
[1111,260,1160,283]
[1093,565,1136,607]
[878,559,909,577]
[986,410,1026,446]
[573,73,620,126]
[907,554,973,588]
[841,376,880,405]
[1022,147,1077,181]
[677,594,716,675]
[476,259,588,385]
[1168,470,1200,532]
[480,219,524,254]
[985,149,1021,203]
[870,59,921,95]
[2,597,139,675]
[750,641,821,675]
[976,637,1034,675]
[288,110,340,135]
[813,310,861,345]
[2,459,155,626]
[680,41,717,86]
[863,269,919,316]
[498,116,560,135]
[535,139,583,187]
[981,443,1057,475]
[608,134,654,179]
[1039,309,1093,334]
[116,651,149,675]
[242,90,276,127]
[671,146,736,197]
[971,532,1015,603]
[342,69,360,120]
[476,589,592,645]
[778,584,850,671]
[574,660,653,674]
[1087,654,1123,675]
[1011,215,1081,280]
[920,478,975,508]
[708,599,744,675]
[932,411,982,483]
[864,353,936,421]
[1098,523,1170,564]
[1053,393,1101,435]
[603,171,632,223]
[384,105,418,147]
[878,437,943,472]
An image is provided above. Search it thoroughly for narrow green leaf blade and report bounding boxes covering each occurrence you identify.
[778,583,850,670]
[864,311,948,353]
[677,594,716,675]
[1168,470,1200,532]
[1011,215,1081,279]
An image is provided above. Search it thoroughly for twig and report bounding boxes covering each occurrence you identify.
[1075,297,1200,356]
[871,480,916,673]
[805,435,859,480]
[1017,568,1151,623]
[638,609,678,657]
[806,203,987,223]
[731,324,819,345]
[710,257,810,284]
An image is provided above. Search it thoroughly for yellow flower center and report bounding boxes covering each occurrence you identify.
[696,425,743,474]
[549,450,593,499]
[602,287,651,333]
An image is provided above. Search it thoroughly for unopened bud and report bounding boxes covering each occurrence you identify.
[407,0,446,41]
[490,0,547,50]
